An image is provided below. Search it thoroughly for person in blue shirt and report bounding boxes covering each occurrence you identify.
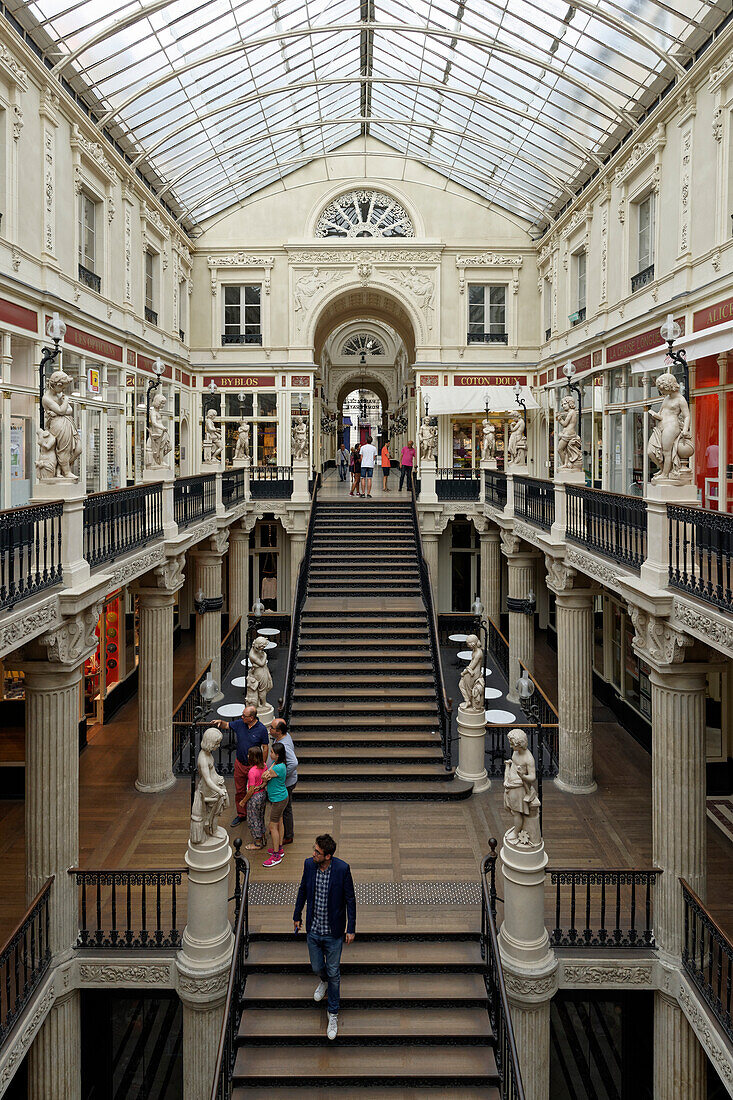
[213,705,268,826]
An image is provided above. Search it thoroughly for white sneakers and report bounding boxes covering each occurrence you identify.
[327,1013,338,1040]
[313,980,328,1002]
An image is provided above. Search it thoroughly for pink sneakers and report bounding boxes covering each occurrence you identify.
[263,851,283,867]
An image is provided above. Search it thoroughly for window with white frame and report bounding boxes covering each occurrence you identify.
[467,284,507,342]
[78,191,97,273]
[222,285,262,344]
[576,251,586,312]
[144,250,158,322]
[543,277,552,337]
[637,193,655,273]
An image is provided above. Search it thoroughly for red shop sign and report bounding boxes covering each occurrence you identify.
[203,375,276,388]
[454,374,527,386]
[46,317,123,362]
[693,295,733,332]
[0,297,37,333]
[606,319,685,364]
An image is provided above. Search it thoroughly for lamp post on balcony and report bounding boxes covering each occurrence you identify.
[513,380,527,421]
[660,313,689,397]
[145,357,165,444]
[39,312,67,430]
[472,593,489,700]
[562,360,582,415]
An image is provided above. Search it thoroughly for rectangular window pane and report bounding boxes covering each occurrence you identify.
[224,286,241,305]
[577,253,586,309]
[489,286,505,306]
[244,306,260,326]
[257,393,277,417]
[468,285,484,306]
[244,285,261,305]
[468,303,484,330]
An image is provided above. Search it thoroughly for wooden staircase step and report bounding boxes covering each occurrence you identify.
[298,747,444,763]
[243,970,487,1005]
[238,1005,491,1041]
[296,764,451,781]
[291,716,439,728]
[233,1043,497,1084]
[245,940,483,969]
[293,688,436,699]
[294,779,470,800]
[233,1087,499,1099]
[292,732,440,745]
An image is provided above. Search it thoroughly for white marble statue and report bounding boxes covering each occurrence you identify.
[36,370,82,480]
[189,727,229,844]
[480,418,496,461]
[145,391,172,468]
[507,414,527,466]
[647,372,694,484]
[459,634,485,711]
[245,635,273,709]
[557,396,582,470]
[234,420,250,460]
[419,417,437,461]
[203,407,223,463]
[291,415,308,460]
[503,729,541,847]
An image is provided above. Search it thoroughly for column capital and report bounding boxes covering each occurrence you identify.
[16,603,104,669]
[479,525,501,544]
[628,605,693,671]
[502,957,559,1006]
[192,528,229,560]
[175,956,231,1011]
[136,551,186,596]
[231,516,255,540]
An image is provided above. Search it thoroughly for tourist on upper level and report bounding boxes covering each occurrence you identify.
[293,833,357,1041]
[350,443,362,496]
[337,443,349,481]
[214,705,269,827]
[241,746,267,851]
[360,436,377,497]
[399,440,416,490]
[381,441,392,491]
[262,742,290,866]
[269,717,298,845]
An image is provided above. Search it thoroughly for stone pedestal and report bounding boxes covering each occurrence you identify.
[506,552,536,701]
[135,587,178,793]
[257,701,275,727]
[641,482,699,589]
[228,523,251,625]
[480,457,498,471]
[419,463,438,503]
[506,461,528,476]
[554,588,596,795]
[193,546,224,684]
[551,467,584,542]
[292,457,310,502]
[28,987,81,1100]
[654,990,706,1100]
[480,528,501,625]
[33,479,89,588]
[201,458,223,475]
[232,457,251,501]
[143,465,177,538]
[455,703,490,791]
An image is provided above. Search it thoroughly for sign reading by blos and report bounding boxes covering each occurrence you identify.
[203,375,276,388]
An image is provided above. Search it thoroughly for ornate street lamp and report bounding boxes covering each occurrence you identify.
[513,379,527,420]
[562,360,582,415]
[660,313,688,396]
[39,312,67,429]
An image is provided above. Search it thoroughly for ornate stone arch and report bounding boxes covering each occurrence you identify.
[308,281,422,361]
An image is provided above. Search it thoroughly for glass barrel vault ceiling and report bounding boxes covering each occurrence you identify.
[10,0,728,231]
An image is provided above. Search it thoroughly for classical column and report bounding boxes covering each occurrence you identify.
[503,532,535,701]
[134,554,186,793]
[228,521,252,625]
[480,527,501,625]
[546,557,596,794]
[422,533,439,585]
[290,532,306,606]
[193,531,228,685]
[654,991,706,1100]
[28,986,81,1100]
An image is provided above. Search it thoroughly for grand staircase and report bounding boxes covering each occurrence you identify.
[230,930,500,1097]
[288,499,471,801]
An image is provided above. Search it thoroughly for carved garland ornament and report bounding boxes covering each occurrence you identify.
[108,547,165,589]
[0,985,55,1087]
[0,600,60,659]
[562,964,652,985]
[503,972,556,997]
[289,248,440,263]
[671,599,733,655]
[41,602,104,665]
[679,983,733,1084]
[566,547,622,589]
[80,963,173,984]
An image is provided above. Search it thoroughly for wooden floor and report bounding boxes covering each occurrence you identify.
[1,616,732,944]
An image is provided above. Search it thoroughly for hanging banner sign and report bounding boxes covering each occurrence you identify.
[693,295,733,332]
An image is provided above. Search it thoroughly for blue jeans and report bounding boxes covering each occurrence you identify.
[307,931,343,1014]
[338,463,347,480]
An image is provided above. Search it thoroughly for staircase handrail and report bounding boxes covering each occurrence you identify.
[409,477,454,770]
[211,841,250,1100]
[279,474,320,725]
[481,843,526,1100]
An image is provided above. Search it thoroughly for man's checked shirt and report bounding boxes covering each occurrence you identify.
[311,865,332,934]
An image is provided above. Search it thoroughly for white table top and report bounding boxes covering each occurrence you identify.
[257,627,280,636]
[457,650,473,661]
[448,633,469,643]
[264,640,277,650]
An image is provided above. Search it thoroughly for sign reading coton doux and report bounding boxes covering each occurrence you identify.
[454,374,527,386]
[203,375,276,388]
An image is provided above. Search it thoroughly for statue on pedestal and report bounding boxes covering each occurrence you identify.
[36,370,82,480]
[480,419,496,461]
[245,635,273,709]
[557,396,582,470]
[203,408,223,463]
[647,372,694,484]
[291,415,308,460]
[507,414,527,466]
[419,417,437,462]
[459,634,485,711]
[234,420,250,460]
[189,727,229,844]
[503,729,541,847]
[145,392,172,468]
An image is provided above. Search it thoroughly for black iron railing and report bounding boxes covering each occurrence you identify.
[222,468,246,509]
[83,482,163,569]
[72,868,186,949]
[179,329,185,342]
[436,468,481,501]
[481,845,525,1100]
[173,661,213,729]
[410,479,453,770]
[145,306,158,325]
[250,466,293,500]
[668,506,733,613]
[174,474,217,527]
[566,485,647,572]
[280,476,319,726]
[0,501,63,611]
[78,262,101,293]
[514,476,555,531]
[631,263,654,293]
[487,615,510,682]
[467,331,509,344]
[0,878,53,1046]
[682,879,733,1043]
[221,617,241,680]
[221,332,263,345]
[172,661,237,779]
[211,842,250,1100]
[548,868,660,948]
[486,721,558,781]
[485,469,508,509]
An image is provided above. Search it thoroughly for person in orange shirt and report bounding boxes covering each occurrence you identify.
[381,442,391,491]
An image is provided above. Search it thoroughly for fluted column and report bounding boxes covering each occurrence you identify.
[422,533,439,587]
[650,665,707,961]
[505,544,535,701]
[193,537,227,685]
[505,996,552,1100]
[229,522,251,624]
[654,990,706,1100]
[28,987,81,1100]
[480,528,501,625]
[178,989,228,1100]
[134,572,183,793]
[555,588,596,794]
[290,533,306,606]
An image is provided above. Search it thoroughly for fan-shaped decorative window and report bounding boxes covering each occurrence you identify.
[316,191,414,238]
[342,333,386,356]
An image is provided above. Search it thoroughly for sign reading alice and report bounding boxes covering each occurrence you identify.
[203,375,276,388]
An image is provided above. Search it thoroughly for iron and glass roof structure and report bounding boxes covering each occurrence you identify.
[8,0,730,231]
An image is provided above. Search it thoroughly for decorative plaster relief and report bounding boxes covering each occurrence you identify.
[679,982,733,1086]
[545,553,576,593]
[0,599,60,659]
[500,529,520,557]
[107,547,165,589]
[671,598,733,656]
[503,972,556,997]
[0,44,27,89]
[207,254,275,267]
[709,49,733,93]
[177,970,229,995]
[562,964,652,986]
[42,602,104,665]
[629,606,692,667]
[0,984,54,1089]
[293,268,342,332]
[71,124,117,183]
[566,547,622,589]
[288,249,441,264]
[79,963,173,984]
[614,124,666,186]
[141,201,170,240]
[513,520,541,547]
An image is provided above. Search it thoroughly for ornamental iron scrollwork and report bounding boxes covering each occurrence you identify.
[316,190,415,238]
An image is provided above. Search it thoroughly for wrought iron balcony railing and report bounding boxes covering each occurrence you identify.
[83,482,163,569]
[174,474,217,527]
[514,475,555,531]
[467,331,509,344]
[0,500,63,611]
[549,868,661,948]
[145,306,158,325]
[78,263,101,293]
[484,469,508,509]
[566,485,647,572]
[631,263,655,293]
[221,332,263,345]
[436,467,480,501]
[668,505,733,613]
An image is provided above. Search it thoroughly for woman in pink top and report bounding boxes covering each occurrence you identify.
[399,441,416,491]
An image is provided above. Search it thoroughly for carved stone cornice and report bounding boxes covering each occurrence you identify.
[287,247,441,264]
[512,520,542,548]
[207,254,274,267]
[628,606,692,667]
[0,43,27,89]
[566,547,622,590]
[0,598,61,660]
[614,124,666,186]
[70,124,117,184]
[561,963,652,986]
[671,598,733,658]
[40,602,104,666]
[79,962,173,985]
[454,252,523,268]
[679,981,733,1088]
[709,48,733,93]
[107,546,165,589]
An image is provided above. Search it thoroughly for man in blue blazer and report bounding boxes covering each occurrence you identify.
[293,833,356,1040]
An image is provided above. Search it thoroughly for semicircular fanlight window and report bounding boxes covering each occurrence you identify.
[342,333,386,355]
[316,190,414,238]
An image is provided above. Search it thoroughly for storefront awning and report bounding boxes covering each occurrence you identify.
[420,385,539,415]
[630,319,733,374]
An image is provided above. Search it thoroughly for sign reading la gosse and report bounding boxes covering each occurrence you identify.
[454,374,527,386]
[203,375,276,388]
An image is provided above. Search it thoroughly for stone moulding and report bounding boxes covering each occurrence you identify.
[560,963,653,987]
[671,598,733,657]
[566,547,623,590]
[0,976,55,1091]
[79,962,174,986]
[0,597,61,660]
[287,248,442,264]
[679,980,733,1087]
[454,252,523,268]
